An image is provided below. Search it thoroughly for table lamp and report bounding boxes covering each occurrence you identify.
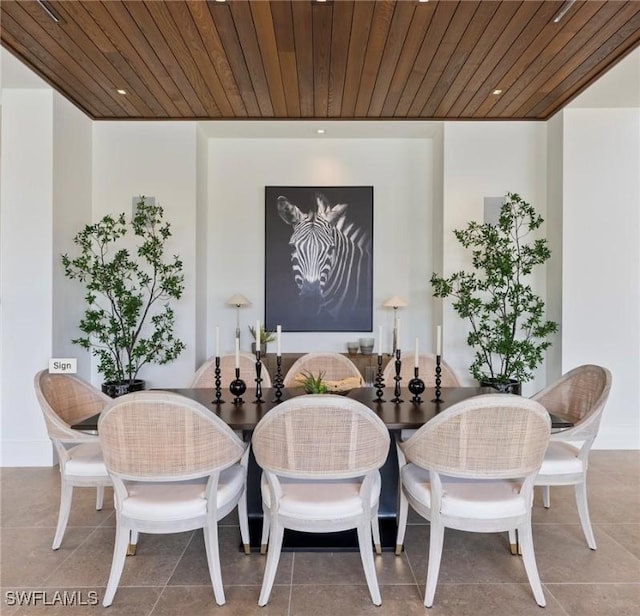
[226,293,252,342]
[382,295,408,354]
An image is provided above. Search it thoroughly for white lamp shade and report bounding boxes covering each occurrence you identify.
[226,293,252,307]
[382,295,408,309]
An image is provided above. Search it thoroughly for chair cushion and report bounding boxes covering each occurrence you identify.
[262,474,381,520]
[401,464,526,520]
[537,441,583,476]
[64,443,109,477]
[121,464,244,522]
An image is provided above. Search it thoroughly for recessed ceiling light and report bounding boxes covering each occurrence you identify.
[117,89,127,95]
[316,129,326,134]
[552,0,576,23]
[492,89,503,95]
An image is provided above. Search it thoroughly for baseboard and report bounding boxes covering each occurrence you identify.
[1,439,54,466]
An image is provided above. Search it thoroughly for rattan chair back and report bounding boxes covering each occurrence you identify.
[401,394,551,479]
[382,353,461,387]
[283,352,362,387]
[190,353,272,388]
[98,391,245,482]
[34,370,111,441]
[252,395,390,479]
[531,364,611,441]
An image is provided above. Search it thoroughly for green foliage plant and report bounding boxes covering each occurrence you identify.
[62,197,186,384]
[299,370,329,394]
[430,193,558,387]
[248,324,276,344]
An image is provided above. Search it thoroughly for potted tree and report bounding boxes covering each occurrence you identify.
[62,197,186,397]
[430,193,558,393]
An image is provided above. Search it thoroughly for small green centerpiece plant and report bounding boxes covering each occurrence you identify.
[299,370,329,394]
[430,192,558,392]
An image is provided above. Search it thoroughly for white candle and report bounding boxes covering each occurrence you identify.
[414,337,419,367]
[396,318,400,351]
[235,337,240,369]
[436,325,442,356]
[256,320,261,347]
[215,326,220,357]
[276,325,282,356]
[378,326,383,356]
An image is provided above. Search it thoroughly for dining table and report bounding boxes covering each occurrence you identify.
[72,386,572,552]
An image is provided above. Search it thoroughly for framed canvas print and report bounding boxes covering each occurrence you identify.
[265,186,373,332]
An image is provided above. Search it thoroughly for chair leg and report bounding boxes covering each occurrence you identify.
[424,520,445,608]
[508,528,519,555]
[102,522,130,607]
[237,487,251,554]
[203,523,226,605]
[517,522,546,607]
[52,482,73,550]
[542,485,551,508]
[96,485,105,510]
[258,518,284,607]
[575,480,597,549]
[371,507,382,555]
[395,488,409,555]
[260,506,270,555]
[356,519,382,606]
[127,530,139,556]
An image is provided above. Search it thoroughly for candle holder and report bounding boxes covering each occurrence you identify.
[408,366,425,404]
[391,349,403,404]
[213,356,225,404]
[272,354,284,403]
[254,349,264,403]
[374,354,386,402]
[229,368,246,405]
[431,354,443,403]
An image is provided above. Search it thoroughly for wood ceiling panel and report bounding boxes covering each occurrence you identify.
[327,0,353,117]
[1,0,637,121]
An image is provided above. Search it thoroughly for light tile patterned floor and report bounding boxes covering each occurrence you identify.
[1,451,638,615]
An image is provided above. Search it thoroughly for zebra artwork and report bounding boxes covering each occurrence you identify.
[265,187,373,332]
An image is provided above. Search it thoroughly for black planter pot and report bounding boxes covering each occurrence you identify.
[102,379,145,398]
[480,378,522,395]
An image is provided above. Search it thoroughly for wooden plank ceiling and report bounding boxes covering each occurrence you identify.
[2,0,639,121]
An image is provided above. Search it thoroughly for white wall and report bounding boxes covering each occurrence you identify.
[52,93,93,379]
[1,89,55,465]
[92,122,198,389]
[563,108,640,448]
[441,122,548,394]
[206,137,433,357]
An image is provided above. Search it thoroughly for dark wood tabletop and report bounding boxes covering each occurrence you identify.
[71,386,572,431]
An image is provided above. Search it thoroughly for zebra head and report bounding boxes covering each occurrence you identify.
[277,193,348,307]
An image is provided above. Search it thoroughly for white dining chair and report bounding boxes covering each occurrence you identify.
[395,393,551,607]
[532,364,612,549]
[251,395,390,606]
[34,370,112,550]
[98,391,250,607]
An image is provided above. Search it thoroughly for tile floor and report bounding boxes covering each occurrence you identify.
[1,451,638,615]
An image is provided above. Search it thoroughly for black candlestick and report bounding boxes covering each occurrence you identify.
[408,366,425,404]
[272,354,284,402]
[431,354,443,402]
[213,356,225,404]
[254,349,264,403]
[374,354,386,402]
[391,349,403,403]
[230,367,246,405]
